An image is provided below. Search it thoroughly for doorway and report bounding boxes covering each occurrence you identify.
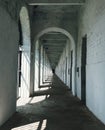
[70,50,73,90]
[65,57,67,85]
[17,20,23,98]
[81,35,87,105]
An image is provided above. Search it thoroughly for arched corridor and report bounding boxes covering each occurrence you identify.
[0,0,105,129]
[30,27,76,96]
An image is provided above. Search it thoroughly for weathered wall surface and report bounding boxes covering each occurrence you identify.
[0,0,26,21]
[19,7,31,97]
[34,40,40,91]
[34,41,52,91]
[56,39,72,89]
[77,0,105,124]
[31,11,78,43]
[0,6,19,126]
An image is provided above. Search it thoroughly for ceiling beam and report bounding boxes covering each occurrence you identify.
[43,44,65,47]
[40,34,67,40]
[46,49,63,52]
[28,0,85,5]
[46,50,63,53]
[44,46,65,49]
[45,46,64,49]
[48,55,61,59]
[42,40,67,44]
[46,50,62,53]
[49,58,59,60]
[50,61,58,64]
[48,57,60,60]
[48,56,60,58]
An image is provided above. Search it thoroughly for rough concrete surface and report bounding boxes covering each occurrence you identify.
[0,6,19,126]
[0,75,105,130]
[77,0,105,123]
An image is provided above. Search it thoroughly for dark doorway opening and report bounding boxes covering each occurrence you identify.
[70,50,73,90]
[65,57,67,85]
[81,35,87,105]
[17,20,23,98]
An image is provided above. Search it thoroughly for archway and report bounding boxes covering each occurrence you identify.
[31,27,76,96]
[18,7,31,97]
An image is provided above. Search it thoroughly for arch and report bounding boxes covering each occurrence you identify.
[33,27,76,96]
[20,7,31,44]
[18,6,31,97]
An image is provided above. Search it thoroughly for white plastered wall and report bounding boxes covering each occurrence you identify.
[34,40,52,91]
[56,39,74,90]
[19,7,31,97]
[77,0,105,124]
[34,40,40,91]
[0,6,18,126]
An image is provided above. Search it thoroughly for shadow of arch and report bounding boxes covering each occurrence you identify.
[31,27,76,96]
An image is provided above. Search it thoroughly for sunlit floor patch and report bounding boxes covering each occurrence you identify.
[30,96,46,104]
[40,87,51,91]
[17,96,46,107]
[12,120,47,130]
[17,98,32,106]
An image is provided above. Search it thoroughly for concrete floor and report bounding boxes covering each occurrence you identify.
[0,75,105,130]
